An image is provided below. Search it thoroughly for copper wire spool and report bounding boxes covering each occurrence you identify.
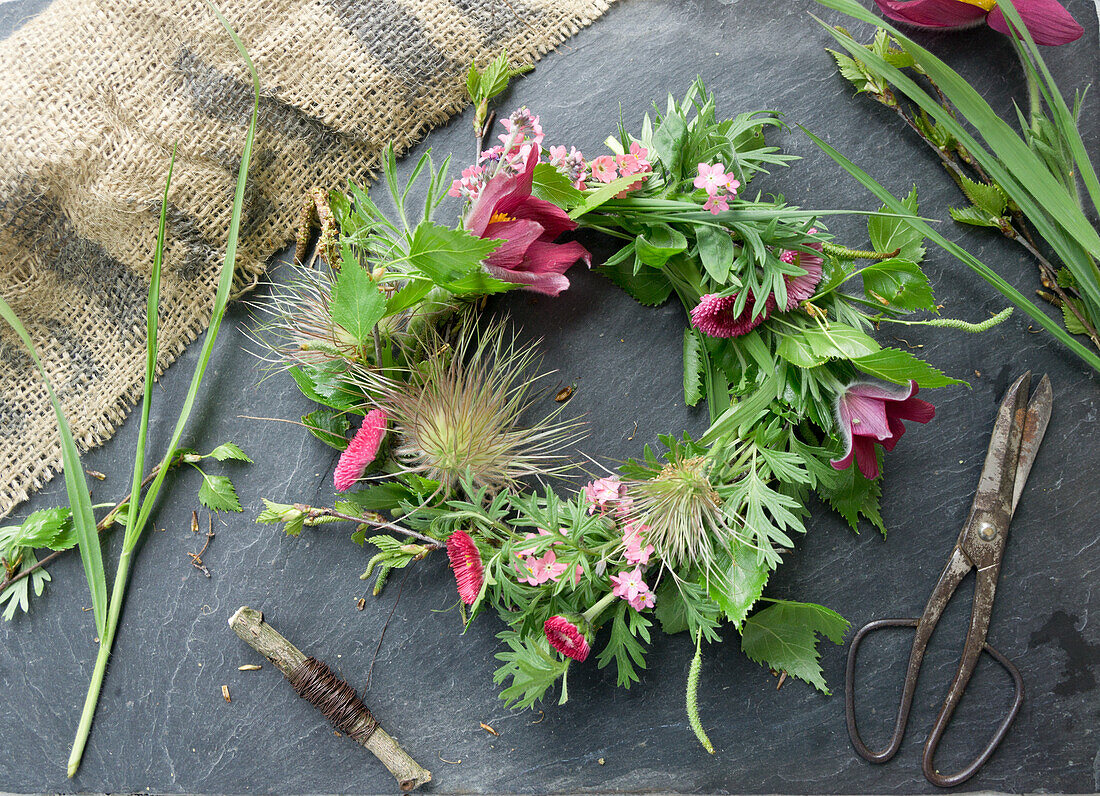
[287,657,379,744]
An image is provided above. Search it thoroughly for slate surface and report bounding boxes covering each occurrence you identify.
[1,0,1098,793]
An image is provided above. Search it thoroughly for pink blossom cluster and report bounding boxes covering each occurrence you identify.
[589,142,652,196]
[547,145,588,190]
[516,527,582,586]
[582,476,657,612]
[449,107,544,201]
[693,162,741,214]
[610,567,656,611]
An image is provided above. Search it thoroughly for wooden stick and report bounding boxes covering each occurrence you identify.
[228,606,431,791]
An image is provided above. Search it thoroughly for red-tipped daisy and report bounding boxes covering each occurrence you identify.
[690,292,772,338]
[333,408,388,492]
[780,229,824,311]
[543,615,590,662]
[447,531,484,605]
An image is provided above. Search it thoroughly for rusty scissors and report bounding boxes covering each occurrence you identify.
[845,371,1052,787]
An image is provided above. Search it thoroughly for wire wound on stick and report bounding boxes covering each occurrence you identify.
[287,657,379,744]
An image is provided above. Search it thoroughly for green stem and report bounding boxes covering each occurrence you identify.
[67,548,132,777]
[582,591,618,626]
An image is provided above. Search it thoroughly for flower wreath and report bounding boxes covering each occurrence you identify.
[255,74,1006,751]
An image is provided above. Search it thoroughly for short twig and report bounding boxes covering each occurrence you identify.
[365,565,413,692]
[302,506,441,549]
[188,514,215,578]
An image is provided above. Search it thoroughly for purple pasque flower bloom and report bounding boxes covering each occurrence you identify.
[831,379,935,479]
[873,0,1082,46]
[464,145,591,296]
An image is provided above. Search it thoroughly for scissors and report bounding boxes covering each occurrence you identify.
[845,371,1052,788]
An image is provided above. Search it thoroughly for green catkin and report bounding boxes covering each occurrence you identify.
[921,307,1013,333]
[359,552,386,581]
[686,630,715,754]
[372,564,392,596]
[820,241,899,260]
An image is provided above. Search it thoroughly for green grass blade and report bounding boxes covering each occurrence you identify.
[126,146,175,541]
[0,301,107,635]
[812,3,1100,313]
[127,2,259,549]
[802,126,1100,373]
[997,0,1100,214]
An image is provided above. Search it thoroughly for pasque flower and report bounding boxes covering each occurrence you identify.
[447,531,484,604]
[544,616,591,662]
[464,145,591,296]
[333,408,388,491]
[873,0,1082,46]
[831,380,935,479]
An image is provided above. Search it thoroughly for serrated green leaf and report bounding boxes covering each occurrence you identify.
[16,508,76,551]
[828,48,873,92]
[709,541,770,628]
[815,448,887,534]
[330,250,386,345]
[531,163,584,210]
[207,442,252,463]
[338,481,416,512]
[567,173,649,220]
[949,205,1002,228]
[683,329,705,407]
[955,173,1008,217]
[652,108,688,181]
[867,186,925,263]
[198,474,242,513]
[741,600,849,693]
[776,332,828,368]
[860,258,935,311]
[1062,298,1088,335]
[302,408,351,450]
[803,324,881,360]
[851,348,966,388]
[406,220,501,285]
[596,257,673,307]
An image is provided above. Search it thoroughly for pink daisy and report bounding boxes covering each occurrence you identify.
[447,531,484,605]
[333,409,388,491]
[690,293,772,338]
[544,616,590,662]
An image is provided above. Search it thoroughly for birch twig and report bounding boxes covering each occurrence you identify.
[228,606,431,791]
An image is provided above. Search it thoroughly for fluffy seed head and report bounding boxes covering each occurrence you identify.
[624,454,730,571]
[356,318,582,493]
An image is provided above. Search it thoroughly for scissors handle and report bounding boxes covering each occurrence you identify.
[845,616,1024,787]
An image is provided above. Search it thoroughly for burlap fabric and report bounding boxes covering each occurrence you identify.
[0,0,611,517]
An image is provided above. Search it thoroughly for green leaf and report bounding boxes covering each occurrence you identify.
[0,298,106,636]
[955,173,1008,217]
[776,332,828,368]
[406,220,501,285]
[207,442,252,463]
[652,109,688,181]
[1062,298,1088,335]
[828,48,873,93]
[288,364,359,412]
[337,481,416,513]
[596,257,673,307]
[949,205,1002,229]
[596,602,651,687]
[494,631,568,709]
[816,451,887,535]
[851,348,966,388]
[654,579,689,635]
[197,474,242,513]
[635,224,688,268]
[17,508,77,551]
[696,223,735,284]
[568,173,649,220]
[330,251,386,345]
[302,408,351,450]
[709,541,770,629]
[741,600,849,693]
[531,163,584,210]
[683,329,705,407]
[803,323,881,360]
[860,258,935,312]
[867,186,925,263]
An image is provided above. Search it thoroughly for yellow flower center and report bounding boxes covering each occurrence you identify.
[957,0,996,9]
[489,211,514,224]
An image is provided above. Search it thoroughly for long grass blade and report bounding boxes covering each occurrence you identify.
[0,301,107,636]
[126,3,259,548]
[802,126,1100,373]
[812,2,1100,314]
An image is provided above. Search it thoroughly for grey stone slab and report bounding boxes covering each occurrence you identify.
[1,0,1098,793]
